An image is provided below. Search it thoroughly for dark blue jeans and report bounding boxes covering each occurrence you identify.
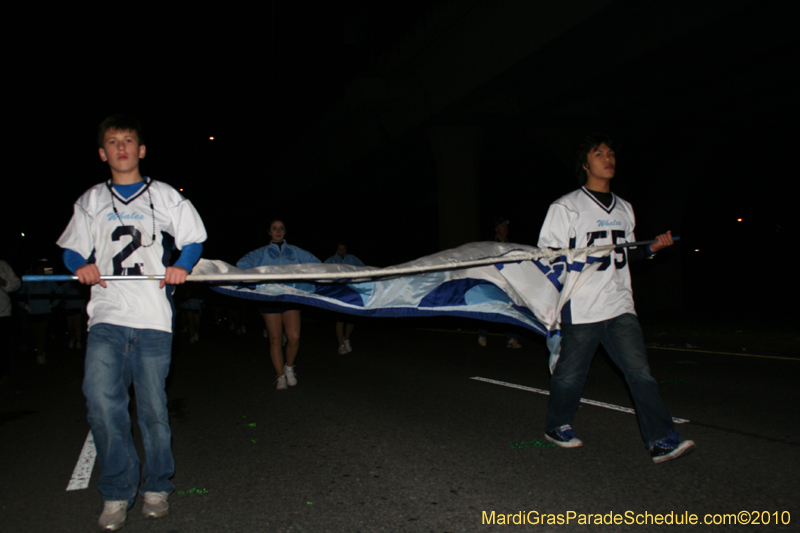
[84,324,175,501]
[546,313,675,449]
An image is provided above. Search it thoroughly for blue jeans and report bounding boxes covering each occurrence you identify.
[84,324,175,501]
[546,313,675,449]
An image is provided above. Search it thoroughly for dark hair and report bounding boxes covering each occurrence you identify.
[97,115,143,147]
[493,217,509,228]
[575,133,613,186]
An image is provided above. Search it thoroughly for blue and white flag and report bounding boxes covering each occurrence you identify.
[196,242,611,371]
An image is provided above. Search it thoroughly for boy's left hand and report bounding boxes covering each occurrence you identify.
[649,230,674,253]
[161,266,189,288]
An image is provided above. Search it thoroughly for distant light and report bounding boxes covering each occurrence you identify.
[737,218,743,222]
[179,188,184,192]
[695,249,700,252]
[209,136,215,141]
[21,232,25,237]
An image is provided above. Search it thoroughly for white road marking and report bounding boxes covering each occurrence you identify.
[470,376,690,424]
[66,431,96,491]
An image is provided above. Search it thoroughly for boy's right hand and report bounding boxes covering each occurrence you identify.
[76,264,106,288]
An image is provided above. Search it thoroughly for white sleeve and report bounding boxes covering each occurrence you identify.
[0,260,21,293]
[168,198,207,249]
[57,201,96,259]
[537,203,574,250]
[627,207,637,243]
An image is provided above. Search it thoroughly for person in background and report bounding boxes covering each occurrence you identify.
[62,280,87,350]
[324,243,365,354]
[478,218,522,349]
[0,258,21,382]
[18,260,62,365]
[237,219,320,390]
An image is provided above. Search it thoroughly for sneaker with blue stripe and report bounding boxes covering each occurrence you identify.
[545,424,583,448]
[650,430,696,464]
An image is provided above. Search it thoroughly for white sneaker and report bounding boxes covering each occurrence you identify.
[98,500,128,531]
[275,375,288,390]
[142,491,169,519]
[338,344,348,355]
[478,335,487,347]
[344,339,352,353]
[284,365,297,386]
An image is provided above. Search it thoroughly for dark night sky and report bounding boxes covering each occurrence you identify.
[5,2,798,314]
[6,3,433,261]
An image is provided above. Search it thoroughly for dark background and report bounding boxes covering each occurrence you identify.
[4,1,797,317]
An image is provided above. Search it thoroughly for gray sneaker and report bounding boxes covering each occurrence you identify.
[284,365,297,386]
[98,500,128,531]
[142,491,170,519]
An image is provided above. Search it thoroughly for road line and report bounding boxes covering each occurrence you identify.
[420,327,798,361]
[470,376,690,424]
[66,431,96,491]
[647,345,798,361]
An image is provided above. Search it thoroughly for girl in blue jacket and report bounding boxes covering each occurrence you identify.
[237,219,320,390]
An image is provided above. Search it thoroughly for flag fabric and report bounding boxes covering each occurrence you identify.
[198,242,611,371]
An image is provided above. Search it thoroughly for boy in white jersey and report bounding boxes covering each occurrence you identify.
[57,116,207,530]
[538,133,695,463]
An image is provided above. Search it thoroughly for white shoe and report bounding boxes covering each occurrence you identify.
[284,365,297,386]
[142,491,169,519]
[344,339,352,353]
[478,335,487,347]
[338,344,348,355]
[98,500,128,531]
[275,375,288,390]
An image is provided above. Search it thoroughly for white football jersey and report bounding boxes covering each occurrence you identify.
[538,187,637,324]
[57,178,207,332]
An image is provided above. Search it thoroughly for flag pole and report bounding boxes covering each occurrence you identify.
[23,238,678,283]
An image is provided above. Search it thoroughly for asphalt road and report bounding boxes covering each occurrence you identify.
[2,312,798,532]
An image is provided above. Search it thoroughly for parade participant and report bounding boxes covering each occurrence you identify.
[58,115,207,529]
[538,133,695,463]
[237,220,320,389]
[324,243,364,354]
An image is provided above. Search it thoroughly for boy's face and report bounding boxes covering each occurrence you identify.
[583,143,616,182]
[99,128,146,175]
[337,244,347,257]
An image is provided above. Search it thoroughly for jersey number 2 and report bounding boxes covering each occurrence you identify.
[112,226,143,276]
